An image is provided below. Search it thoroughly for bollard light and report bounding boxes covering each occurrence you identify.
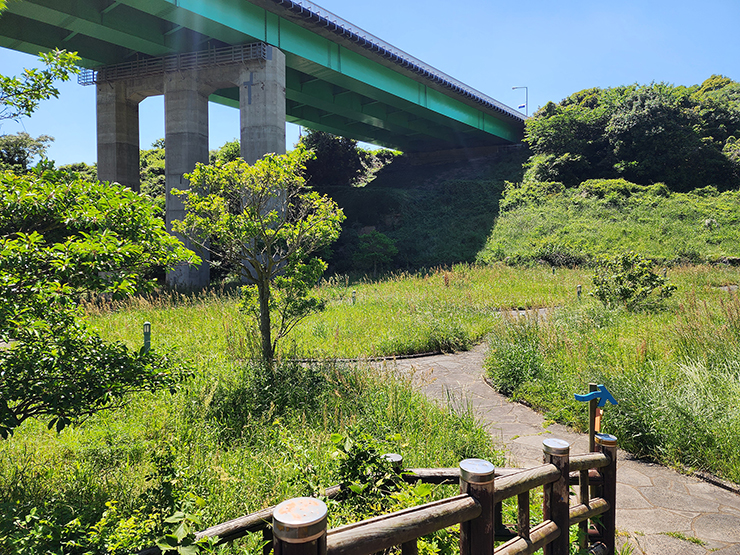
[143,322,151,353]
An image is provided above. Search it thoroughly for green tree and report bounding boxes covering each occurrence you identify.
[140,139,166,203]
[0,49,80,122]
[173,147,345,365]
[59,160,97,181]
[0,166,197,437]
[299,129,367,192]
[524,79,740,191]
[0,132,52,171]
[209,139,241,164]
[352,231,398,277]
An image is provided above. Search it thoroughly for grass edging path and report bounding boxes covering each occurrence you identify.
[392,345,740,554]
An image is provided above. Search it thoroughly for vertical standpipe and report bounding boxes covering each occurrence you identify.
[143,322,151,353]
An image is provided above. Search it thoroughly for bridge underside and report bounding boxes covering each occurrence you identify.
[0,0,525,289]
[0,0,524,152]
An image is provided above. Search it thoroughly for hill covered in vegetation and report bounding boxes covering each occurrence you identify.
[477,178,740,266]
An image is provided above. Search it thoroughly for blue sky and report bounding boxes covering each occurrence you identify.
[0,0,738,165]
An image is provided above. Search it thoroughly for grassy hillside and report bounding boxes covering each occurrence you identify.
[477,179,740,267]
[322,147,529,273]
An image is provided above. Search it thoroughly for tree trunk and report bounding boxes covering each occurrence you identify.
[258,279,273,366]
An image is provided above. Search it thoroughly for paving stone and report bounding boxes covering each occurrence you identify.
[640,486,719,513]
[616,483,652,509]
[617,464,654,487]
[635,533,708,555]
[713,545,740,555]
[686,482,740,511]
[617,508,694,534]
[692,513,740,542]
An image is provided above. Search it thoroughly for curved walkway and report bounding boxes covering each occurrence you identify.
[385,344,740,554]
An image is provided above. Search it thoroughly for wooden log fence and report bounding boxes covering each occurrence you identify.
[134,433,619,555]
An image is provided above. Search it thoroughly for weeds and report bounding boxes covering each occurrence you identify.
[484,271,740,483]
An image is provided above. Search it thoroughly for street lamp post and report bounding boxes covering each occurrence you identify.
[512,86,528,117]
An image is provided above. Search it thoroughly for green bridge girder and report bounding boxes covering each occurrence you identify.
[0,0,525,152]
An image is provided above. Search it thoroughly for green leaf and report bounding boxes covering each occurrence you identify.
[347,483,367,494]
[414,483,433,498]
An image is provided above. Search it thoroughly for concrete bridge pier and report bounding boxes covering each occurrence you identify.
[240,47,286,164]
[96,80,141,191]
[164,72,212,289]
[95,45,287,290]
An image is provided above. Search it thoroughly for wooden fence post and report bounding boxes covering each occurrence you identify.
[383,453,404,472]
[273,497,327,555]
[459,458,495,555]
[595,433,617,554]
[543,438,570,555]
[383,453,418,555]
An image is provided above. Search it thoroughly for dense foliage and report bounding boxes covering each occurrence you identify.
[0,132,52,172]
[478,178,740,266]
[299,130,369,192]
[591,251,676,311]
[0,167,196,437]
[524,76,740,192]
[324,149,528,273]
[140,139,166,202]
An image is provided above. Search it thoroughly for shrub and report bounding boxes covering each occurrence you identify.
[499,179,564,212]
[591,251,676,311]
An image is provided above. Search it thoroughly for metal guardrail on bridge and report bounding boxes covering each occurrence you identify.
[78,43,270,85]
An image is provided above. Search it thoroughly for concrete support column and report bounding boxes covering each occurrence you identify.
[164,72,211,289]
[240,46,286,164]
[96,80,140,190]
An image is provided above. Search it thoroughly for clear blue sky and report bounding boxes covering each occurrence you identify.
[1,0,738,165]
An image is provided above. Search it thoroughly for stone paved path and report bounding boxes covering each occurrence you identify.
[385,344,740,554]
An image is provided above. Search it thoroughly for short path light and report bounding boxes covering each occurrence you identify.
[143,322,151,353]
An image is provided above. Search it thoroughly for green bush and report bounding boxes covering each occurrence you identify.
[591,251,676,311]
[523,78,740,192]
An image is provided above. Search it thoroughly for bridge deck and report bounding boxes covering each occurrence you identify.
[0,0,524,151]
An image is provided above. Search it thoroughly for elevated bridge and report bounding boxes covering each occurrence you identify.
[0,0,525,286]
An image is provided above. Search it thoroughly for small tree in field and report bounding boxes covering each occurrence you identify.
[174,147,345,365]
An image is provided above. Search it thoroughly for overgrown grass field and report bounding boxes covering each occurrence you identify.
[484,264,740,484]
[2,267,527,554]
[4,262,740,554]
[88,265,585,361]
[478,181,740,267]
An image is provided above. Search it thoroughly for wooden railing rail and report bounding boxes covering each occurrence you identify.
[140,434,618,555]
[327,494,481,555]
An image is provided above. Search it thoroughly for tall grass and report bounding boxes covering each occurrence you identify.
[1,287,503,554]
[484,265,740,483]
[478,185,740,266]
[85,265,588,360]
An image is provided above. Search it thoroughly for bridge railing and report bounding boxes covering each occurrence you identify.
[78,43,270,85]
[139,434,617,555]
